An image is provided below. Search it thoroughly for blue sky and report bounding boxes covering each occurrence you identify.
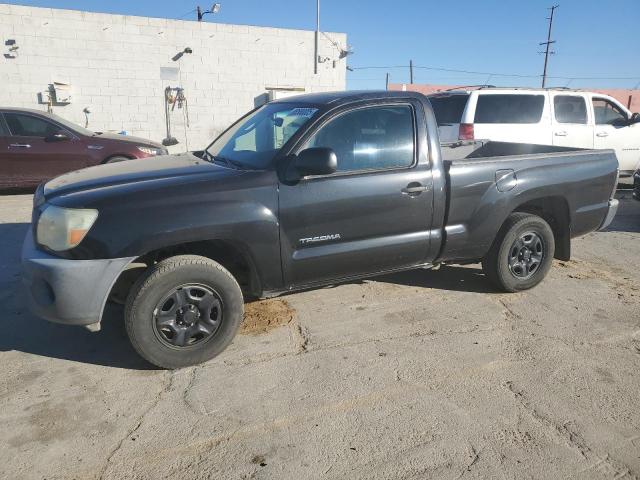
[5,0,640,90]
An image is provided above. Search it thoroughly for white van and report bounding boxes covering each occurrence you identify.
[429,87,640,176]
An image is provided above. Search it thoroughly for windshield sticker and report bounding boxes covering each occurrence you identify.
[289,108,318,118]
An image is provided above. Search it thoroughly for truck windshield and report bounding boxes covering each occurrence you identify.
[205,103,319,169]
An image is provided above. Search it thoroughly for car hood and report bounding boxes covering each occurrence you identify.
[44,152,242,200]
[92,131,164,148]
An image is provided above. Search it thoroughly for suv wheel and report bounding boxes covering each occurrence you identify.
[482,213,555,292]
[125,255,244,369]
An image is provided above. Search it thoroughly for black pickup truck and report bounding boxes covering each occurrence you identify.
[22,91,619,368]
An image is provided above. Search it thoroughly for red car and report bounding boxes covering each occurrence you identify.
[0,108,167,190]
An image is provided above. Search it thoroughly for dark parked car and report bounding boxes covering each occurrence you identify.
[22,91,619,368]
[0,108,166,190]
[634,168,640,200]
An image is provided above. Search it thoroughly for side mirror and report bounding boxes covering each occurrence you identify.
[45,130,71,142]
[295,147,337,176]
[630,113,640,124]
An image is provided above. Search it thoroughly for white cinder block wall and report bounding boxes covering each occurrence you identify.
[0,4,347,151]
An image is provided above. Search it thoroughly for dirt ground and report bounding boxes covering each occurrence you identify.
[0,192,639,480]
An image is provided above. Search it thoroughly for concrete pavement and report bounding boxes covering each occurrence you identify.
[1,193,639,479]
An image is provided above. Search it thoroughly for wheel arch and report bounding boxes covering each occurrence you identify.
[101,154,136,164]
[109,239,263,304]
[512,195,571,261]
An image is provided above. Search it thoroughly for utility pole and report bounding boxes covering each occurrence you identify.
[540,5,559,88]
[409,60,414,84]
[314,0,320,74]
[385,73,390,90]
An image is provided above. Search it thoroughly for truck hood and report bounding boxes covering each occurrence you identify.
[44,152,242,199]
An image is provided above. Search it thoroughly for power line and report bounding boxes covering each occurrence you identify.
[176,8,197,20]
[348,64,640,82]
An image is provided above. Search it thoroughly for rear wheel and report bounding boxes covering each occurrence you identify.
[482,213,555,292]
[125,255,244,369]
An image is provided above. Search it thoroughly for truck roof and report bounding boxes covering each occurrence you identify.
[270,90,426,106]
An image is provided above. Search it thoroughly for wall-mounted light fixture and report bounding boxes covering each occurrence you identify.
[197,3,221,21]
[172,47,193,62]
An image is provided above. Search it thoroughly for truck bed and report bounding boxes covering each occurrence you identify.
[441,140,586,162]
[437,141,619,263]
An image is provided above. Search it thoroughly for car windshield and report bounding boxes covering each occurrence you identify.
[205,103,319,169]
[46,112,96,137]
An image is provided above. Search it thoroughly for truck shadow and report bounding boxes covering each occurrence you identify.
[374,265,499,294]
[0,222,154,370]
[607,193,640,233]
[605,216,640,233]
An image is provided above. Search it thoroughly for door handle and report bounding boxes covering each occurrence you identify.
[9,143,32,148]
[554,131,568,137]
[596,132,609,137]
[401,183,430,195]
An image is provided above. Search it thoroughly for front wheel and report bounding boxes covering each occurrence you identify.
[482,213,555,292]
[125,255,244,369]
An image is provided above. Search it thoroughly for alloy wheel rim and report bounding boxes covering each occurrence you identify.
[507,231,544,280]
[152,284,223,348]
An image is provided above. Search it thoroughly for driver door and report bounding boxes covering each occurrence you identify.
[2,111,88,187]
[278,102,434,288]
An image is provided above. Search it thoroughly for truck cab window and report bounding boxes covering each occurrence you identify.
[4,113,60,137]
[592,98,627,125]
[305,105,415,173]
[554,96,588,124]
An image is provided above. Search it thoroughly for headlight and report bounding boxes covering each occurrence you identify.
[37,205,99,251]
[138,146,162,156]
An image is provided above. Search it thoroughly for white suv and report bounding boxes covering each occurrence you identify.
[429,88,640,176]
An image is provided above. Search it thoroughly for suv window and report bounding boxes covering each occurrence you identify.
[592,98,627,125]
[429,95,469,126]
[474,94,545,124]
[554,96,588,124]
[4,113,61,137]
[305,105,415,173]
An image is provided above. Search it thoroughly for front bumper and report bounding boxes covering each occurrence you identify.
[598,199,619,231]
[21,228,135,326]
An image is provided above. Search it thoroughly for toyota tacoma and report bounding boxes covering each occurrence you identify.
[22,91,619,368]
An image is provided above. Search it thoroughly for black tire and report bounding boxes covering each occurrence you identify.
[104,156,131,164]
[125,255,244,369]
[482,213,555,293]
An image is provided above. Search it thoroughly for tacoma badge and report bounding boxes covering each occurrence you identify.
[299,234,341,245]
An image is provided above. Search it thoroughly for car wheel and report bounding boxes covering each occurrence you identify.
[125,255,244,369]
[105,156,131,163]
[482,213,555,292]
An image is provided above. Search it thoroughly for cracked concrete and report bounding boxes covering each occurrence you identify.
[1,192,639,479]
[99,371,174,480]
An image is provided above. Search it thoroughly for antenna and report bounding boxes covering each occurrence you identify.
[539,5,559,88]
